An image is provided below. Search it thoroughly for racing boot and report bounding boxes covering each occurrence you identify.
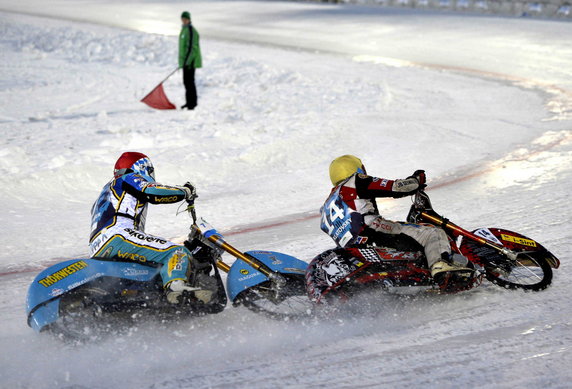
[431,253,474,291]
[166,276,219,305]
[165,279,200,304]
[191,273,219,304]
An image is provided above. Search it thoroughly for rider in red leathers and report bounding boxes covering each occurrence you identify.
[321,155,472,287]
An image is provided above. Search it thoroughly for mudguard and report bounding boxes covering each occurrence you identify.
[26,259,160,332]
[226,250,308,302]
[461,228,561,269]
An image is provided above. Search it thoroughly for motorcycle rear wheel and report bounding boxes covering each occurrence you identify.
[49,287,111,342]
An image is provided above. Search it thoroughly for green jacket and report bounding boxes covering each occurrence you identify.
[179,25,202,68]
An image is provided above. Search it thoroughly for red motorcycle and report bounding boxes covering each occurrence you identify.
[306,190,560,304]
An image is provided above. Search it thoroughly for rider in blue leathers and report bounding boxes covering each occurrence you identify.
[89,151,212,304]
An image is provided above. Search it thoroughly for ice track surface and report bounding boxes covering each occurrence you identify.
[1,1,572,388]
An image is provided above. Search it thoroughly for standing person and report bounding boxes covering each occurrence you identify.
[179,11,202,110]
[320,155,473,289]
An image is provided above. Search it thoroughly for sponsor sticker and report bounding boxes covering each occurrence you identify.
[38,261,89,288]
[167,250,187,276]
[501,234,537,247]
[90,233,108,254]
[474,228,503,245]
[67,273,104,290]
[117,250,147,263]
[238,273,260,282]
[49,288,64,297]
[123,228,167,245]
[333,218,352,239]
[240,269,249,275]
[154,196,179,203]
[122,268,150,277]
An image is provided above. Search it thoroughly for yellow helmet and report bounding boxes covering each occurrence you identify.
[329,155,366,186]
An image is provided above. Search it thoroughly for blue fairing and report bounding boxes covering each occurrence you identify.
[226,251,308,302]
[26,259,160,332]
[28,299,61,333]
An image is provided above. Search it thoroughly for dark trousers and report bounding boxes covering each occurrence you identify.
[183,66,197,109]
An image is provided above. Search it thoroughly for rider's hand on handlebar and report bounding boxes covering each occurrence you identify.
[408,170,427,190]
[178,182,198,201]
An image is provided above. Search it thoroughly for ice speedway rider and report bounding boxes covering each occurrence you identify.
[89,151,216,304]
[321,155,473,288]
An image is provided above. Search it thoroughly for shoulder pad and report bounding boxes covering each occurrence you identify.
[123,173,151,189]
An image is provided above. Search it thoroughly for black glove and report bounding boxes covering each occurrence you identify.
[177,182,197,201]
[408,170,426,189]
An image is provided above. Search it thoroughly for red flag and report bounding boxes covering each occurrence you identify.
[141,83,176,110]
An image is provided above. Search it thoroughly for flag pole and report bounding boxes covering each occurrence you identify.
[158,67,180,85]
[141,67,179,101]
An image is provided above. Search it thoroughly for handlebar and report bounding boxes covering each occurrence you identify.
[185,197,286,286]
[185,197,198,223]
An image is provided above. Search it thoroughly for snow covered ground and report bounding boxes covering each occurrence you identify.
[0,1,571,388]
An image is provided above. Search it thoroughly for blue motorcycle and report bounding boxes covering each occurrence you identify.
[26,200,311,340]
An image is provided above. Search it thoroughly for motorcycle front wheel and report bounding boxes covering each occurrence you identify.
[235,274,313,320]
[484,251,552,291]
